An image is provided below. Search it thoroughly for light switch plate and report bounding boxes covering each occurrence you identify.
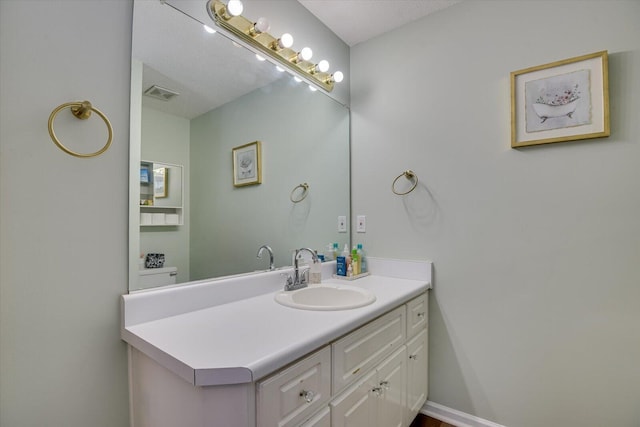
[356,215,366,233]
[338,216,347,232]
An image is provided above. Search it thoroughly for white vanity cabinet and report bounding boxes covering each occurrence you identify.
[123,265,432,427]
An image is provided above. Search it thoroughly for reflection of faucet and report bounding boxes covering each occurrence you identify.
[256,245,275,271]
[284,248,319,291]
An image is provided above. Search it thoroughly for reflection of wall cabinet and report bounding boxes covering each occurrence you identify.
[140,160,183,226]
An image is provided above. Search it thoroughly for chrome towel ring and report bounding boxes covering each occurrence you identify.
[392,170,418,195]
[48,100,113,158]
[290,182,309,203]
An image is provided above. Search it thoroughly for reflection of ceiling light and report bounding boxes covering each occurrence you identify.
[294,76,302,83]
[276,66,285,72]
[226,0,243,16]
[207,0,342,92]
[256,54,265,61]
[309,85,317,92]
[203,25,216,34]
[143,85,180,101]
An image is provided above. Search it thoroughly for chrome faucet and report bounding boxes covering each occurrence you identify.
[256,245,275,271]
[284,247,319,291]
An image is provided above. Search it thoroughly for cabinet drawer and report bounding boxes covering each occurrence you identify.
[256,346,331,427]
[406,292,427,339]
[300,406,330,427]
[332,306,406,393]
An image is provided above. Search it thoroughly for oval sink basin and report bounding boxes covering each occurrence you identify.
[274,283,376,311]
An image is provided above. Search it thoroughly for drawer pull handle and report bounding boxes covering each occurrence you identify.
[379,380,390,390]
[417,312,425,319]
[371,386,383,397]
[300,390,315,403]
[409,354,418,360]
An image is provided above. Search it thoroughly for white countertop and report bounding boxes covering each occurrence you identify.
[121,258,432,387]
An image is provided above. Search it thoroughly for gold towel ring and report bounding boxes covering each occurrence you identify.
[392,170,418,195]
[48,101,113,158]
[290,183,309,203]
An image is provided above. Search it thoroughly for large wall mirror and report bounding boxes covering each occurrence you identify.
[129,0,351,291]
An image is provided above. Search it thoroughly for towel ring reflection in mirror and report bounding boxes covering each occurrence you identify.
[392,170,418,195]
[290,183,309,203]
[47,100,113,158]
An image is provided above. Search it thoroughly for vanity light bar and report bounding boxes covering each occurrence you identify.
[206,0,336,93]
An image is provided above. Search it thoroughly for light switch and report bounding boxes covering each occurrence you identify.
[356,215,366,233]
[338,216,347,232]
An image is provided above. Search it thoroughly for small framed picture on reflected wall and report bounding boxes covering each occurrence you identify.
[232,140,262,187]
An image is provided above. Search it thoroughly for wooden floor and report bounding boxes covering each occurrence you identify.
[410,413,457,427]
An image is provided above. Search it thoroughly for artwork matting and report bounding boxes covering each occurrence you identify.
[510,51,609,148]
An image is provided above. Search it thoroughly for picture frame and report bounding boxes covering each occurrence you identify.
[511,51,609,148]
[232,140,262,187]
[153,167,168,198]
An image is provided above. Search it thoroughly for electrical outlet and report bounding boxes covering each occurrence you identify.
[356,215,366,233]
[338,216,347,232]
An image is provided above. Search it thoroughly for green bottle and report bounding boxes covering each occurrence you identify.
[351,247,360,276]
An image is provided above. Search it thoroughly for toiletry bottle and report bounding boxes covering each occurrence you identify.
[337,244,349,276]
[342,244,351,272]
[333,243,339,259]
[324,244,334,261]
[351,247,360,276]
[357,244,367,273]
[310,258,322,284]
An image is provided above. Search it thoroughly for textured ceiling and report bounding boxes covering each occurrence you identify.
[297,0,462,46]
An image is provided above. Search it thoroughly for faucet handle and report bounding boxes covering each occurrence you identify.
[280,273,294,290]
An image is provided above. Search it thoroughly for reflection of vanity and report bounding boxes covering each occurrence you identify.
[122,259,432,427]
[139,160,183,226]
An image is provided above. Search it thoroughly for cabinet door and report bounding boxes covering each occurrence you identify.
[406,328,428,425]
[300,407,330,427]
[406,293,427,340]
[331,368,378,427]
[332,306,406,393]
[376,347,407,427]
[256,346,331,427]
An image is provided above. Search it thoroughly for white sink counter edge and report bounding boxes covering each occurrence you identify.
[121,258,432,387]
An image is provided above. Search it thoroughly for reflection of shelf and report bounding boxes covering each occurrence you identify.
[140,160,184,227]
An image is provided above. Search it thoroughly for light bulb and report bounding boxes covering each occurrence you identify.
[203,25,216,34]
[279,33,294,49]
[317,60,329,73]
[254,17,270,34]
[226,0,243,16]
[332,71,344,83]
[255,54,265,61]
[299,47,313,61]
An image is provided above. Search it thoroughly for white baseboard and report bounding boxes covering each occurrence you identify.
[421,401,506,427]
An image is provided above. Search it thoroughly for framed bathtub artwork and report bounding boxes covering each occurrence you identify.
[232,140,262,187]
[511,51,609,148]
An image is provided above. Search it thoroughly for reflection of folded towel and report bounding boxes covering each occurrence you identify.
[145,253,165,268]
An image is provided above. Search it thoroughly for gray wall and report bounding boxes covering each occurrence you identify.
[0,1,132,426]
[140,106,191,285]
[351,1,640,426]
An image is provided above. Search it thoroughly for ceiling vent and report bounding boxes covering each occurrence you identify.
[144,85,180,101]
